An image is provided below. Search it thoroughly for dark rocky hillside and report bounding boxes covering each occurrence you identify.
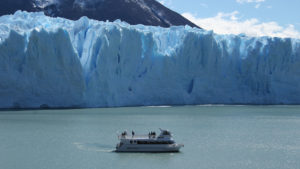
[0,0,200,28]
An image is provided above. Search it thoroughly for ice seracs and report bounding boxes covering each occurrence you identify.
[0,11,300,108]
[115,129,184,152]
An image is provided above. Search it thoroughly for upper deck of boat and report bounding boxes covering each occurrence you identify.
[119,135,158,140]
[119,129,172,141]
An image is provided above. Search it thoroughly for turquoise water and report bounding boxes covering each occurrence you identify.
[1,105,300,169]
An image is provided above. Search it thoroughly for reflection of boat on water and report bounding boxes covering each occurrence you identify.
[115,128,184,152]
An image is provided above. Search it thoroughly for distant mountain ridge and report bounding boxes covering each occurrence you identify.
[0,0,200,28]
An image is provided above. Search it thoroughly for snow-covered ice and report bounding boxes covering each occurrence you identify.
[0,11,299,108]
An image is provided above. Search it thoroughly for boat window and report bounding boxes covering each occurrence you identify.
[136,141,174,144]
[163,131,171,135]
[130,140,133,144]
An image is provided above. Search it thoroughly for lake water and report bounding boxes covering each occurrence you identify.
[1,105,300,169]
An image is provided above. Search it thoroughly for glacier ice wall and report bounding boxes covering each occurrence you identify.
[0,11,300,108]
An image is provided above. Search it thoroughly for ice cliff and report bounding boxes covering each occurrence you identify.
[0,11,299,108]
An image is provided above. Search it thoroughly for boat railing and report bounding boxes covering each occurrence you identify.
[118,134,156,139]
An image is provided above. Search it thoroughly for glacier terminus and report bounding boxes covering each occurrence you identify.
[0,11,299,108]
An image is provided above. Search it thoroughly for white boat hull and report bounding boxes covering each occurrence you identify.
[115,144,184,152]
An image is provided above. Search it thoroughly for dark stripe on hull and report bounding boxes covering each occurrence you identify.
[115,145,182,153]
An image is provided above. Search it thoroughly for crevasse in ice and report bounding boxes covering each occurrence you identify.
[0,11,299,108]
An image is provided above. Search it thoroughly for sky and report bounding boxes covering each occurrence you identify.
[159,0,300,39]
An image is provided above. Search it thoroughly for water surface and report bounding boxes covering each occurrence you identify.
[0,105,300,169]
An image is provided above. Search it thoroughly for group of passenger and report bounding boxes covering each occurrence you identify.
[121,130,136,137]
[148,131,156,138]
[121,130,157,138]
[121,131,127,136]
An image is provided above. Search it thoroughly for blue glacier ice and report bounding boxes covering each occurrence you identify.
[0,11,300,108]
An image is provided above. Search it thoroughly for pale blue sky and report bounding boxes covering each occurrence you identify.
[159,0,300,38]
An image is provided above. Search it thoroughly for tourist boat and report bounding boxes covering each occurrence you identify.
[115,128,184,152]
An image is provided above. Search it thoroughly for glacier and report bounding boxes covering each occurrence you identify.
[0,11,300,108]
